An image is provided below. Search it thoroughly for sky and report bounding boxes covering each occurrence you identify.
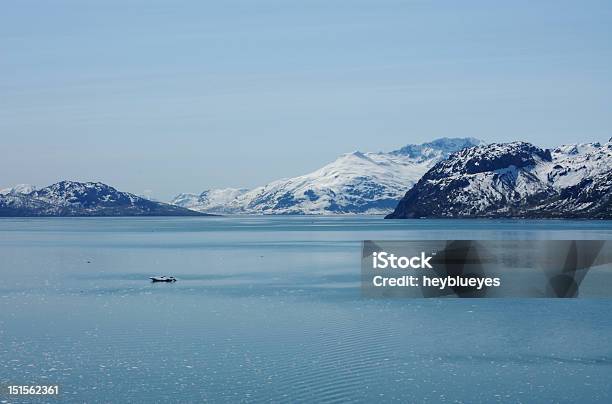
[2,0,611,200]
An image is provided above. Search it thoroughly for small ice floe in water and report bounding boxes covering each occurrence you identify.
[149,276,177,282]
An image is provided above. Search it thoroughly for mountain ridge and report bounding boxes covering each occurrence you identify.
[172,137,483,215]
[386,140,612,219]
[0,181,207,217]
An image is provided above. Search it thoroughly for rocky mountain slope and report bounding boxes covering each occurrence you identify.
[0,181,206,217]
[173,137,482,215]
[386,140,612,219]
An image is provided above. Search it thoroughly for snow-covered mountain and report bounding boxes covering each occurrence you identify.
[0,181,207,217]
[0,184,37,195]
[386,139,612,219]
[172,137,482,215]
[172,188,249,215]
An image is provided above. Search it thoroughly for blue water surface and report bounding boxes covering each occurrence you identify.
[0,216,611,403]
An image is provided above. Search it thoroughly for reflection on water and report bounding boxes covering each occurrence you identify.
[1,217,611,403]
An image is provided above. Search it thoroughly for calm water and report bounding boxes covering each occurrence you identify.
[1,216,611,403]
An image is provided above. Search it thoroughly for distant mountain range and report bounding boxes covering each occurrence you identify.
[172,137,483,214]
[387,139,612,219]
[172,188,249,215]
[3,138,610,219]
[0,181,206,217]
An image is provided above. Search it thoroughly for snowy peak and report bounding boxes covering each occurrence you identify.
[30,181,156,209]
[387,140,612,219]
[0,184,37,195]
[553,142,600,156]
[174,137,484,215]
[172,188,249,214]
[426,141,552,178]
[546,141,612,189]
[0,181,206,217]
[391,137,483,160]
[345,150,368,159]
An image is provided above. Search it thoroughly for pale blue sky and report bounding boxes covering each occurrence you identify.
[2,0,611,199]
